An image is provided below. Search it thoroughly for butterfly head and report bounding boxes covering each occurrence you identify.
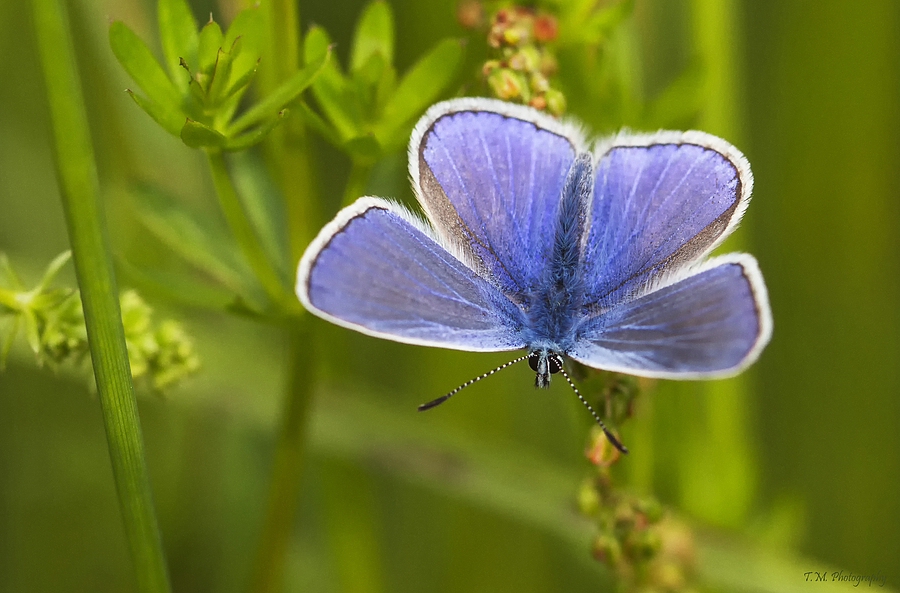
[528,349,564,388]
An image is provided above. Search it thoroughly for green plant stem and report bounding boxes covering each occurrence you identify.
[249,319,316,593]
[31,1,171,592]
[206,150,289,307]
[673,0,756,527]
[246,4,321,591]
[264,108,320,264]
[342,159,373,207]
[260,0,300,86]
[258,0,319,262]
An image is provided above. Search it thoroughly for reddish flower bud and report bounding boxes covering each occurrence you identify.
[487,68,524,100]
[529,95,547,111]
[534,14,558,42]
[481,59,501,77]
[456,0,484,29]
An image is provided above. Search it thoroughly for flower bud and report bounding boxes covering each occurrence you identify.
[533,14,558,42]
[487,68,525,100]
[530,72,549,94]
[626,529,662,561]
[456,0,484,29]
[528,96,547,111]
[577,478,601,515]
[592,534,622,568]
[481,59,501,77]
[545,88,566,116]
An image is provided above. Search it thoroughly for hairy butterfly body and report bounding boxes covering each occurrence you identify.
[297,98,772,449]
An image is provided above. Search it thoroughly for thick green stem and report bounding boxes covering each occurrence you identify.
[244,3,327,591]
[206,150,289,307]
[667,0,756,527]
[246,3,322,591]
[249,319,315,593]
[275,122,320,262]
[31,1,171,592]
[258,0,319,261]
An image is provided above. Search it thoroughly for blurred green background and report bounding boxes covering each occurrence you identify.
[1,0,899,591]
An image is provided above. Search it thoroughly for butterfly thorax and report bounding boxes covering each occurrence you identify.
[522,154,594,386]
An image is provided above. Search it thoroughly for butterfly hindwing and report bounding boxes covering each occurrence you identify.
[570,254,771,378]
[297,198,526,351]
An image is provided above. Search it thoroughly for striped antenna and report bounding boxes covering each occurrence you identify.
[418,354,530,412]
[559,368,629,454]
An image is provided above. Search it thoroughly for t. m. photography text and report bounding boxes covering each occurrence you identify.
[804,570,887,587]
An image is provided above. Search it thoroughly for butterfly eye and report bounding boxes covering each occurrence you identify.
[527,351,564,374]
[548,353,564,374]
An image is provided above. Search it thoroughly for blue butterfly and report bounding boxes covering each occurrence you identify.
[297,98,772,451]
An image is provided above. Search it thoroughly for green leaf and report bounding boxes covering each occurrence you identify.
[207,45,236,107]
[181,118,227,148]
[126,89,185,136]
[224,6,262,50]
[116,257,256,312]
[205,152,290,308]
[129,183,257,297]
[351,51,392,119]
[222,58,259,101]
[157,0,198,91]
[198,19,224,74]
[21,308,41,356]
[583,0,634,43]
[109,21,182,108]
[227,151,292,283]
[555,0,633,46]
[223,6,263,84]
[28,287,74,312]
[553,0,607,32]
[375,38,463,151]
[350,0,394,74]
[304,23,331,64]
[227,46,330,135]
[184,65,208,104]
[0,253,24,289]
[305,26,361,141]
[373,58,397,113]
[353,50,387,92]
[224,111,286,151]
[0,286,16,312]
[36,251,72,291]
[294,100,343,147]
[642,62,705,128]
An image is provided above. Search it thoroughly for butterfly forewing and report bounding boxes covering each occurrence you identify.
[297,198,526,352]
[582,133,752,310]
[412,98,584,300]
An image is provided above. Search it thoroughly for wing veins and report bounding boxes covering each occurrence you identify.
[380,228,498,314]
